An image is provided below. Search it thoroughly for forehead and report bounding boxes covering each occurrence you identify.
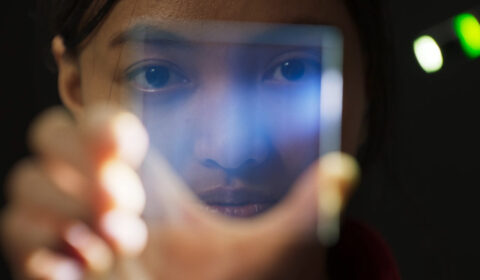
[90,0,351,46]
[109,0,343,22]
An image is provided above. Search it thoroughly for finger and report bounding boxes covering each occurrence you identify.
[318,152,360,202]
[210,153,359,279]
[1,206,80,280]
[258,152,359,244]
[316,153,359,244]
[24,248,84,280]
[63,222,114,276]
[28,107,93,177]
[79,106,149,256]
[1,207,62,263]
[96,159,145,215]
[6,159,90,220]
[1,208,113,277]
[80,104,149,169]
[80,106,147,216]
[98,210,148,257]
[90,157,147,258]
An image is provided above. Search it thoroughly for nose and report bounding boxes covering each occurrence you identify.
[194,94,268,172]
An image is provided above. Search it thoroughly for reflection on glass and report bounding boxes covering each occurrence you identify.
[121,21,343,219]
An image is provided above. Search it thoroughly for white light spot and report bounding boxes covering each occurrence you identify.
[319,70,343,155]
[414,35,444,73]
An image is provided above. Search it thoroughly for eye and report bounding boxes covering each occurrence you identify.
[263,58,321,84]
[126,61,191,93]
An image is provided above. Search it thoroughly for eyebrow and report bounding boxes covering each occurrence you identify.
[110,18,330,48]
[110,24,191,48]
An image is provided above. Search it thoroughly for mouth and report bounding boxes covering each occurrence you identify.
[197,186,280,218]
[204,203,274,217]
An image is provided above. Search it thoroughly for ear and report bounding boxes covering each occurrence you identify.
[52,36,84,116]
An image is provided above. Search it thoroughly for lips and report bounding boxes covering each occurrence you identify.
[197,186,279,218]
[204,203,273,217]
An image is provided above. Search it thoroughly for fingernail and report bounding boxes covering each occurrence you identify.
[100,210,148,257]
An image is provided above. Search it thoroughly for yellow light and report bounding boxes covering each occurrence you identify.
[454,13,480,58]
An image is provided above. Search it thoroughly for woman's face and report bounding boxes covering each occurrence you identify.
[57,0,366,217]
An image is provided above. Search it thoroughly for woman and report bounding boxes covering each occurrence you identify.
[1,0,397,279]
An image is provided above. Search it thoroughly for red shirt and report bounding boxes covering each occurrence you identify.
[327,219,401,280]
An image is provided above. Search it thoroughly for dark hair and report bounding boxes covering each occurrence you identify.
[41,0,392,165]
[40,0,118,53]
[344,0,393,167]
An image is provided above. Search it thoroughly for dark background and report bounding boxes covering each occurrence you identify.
[1,1,479,279]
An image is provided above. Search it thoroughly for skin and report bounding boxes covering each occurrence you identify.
[67,0,365,153]
[64,0,366,217]
[1,0,365,279]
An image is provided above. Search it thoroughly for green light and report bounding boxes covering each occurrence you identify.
[453,13,480,59]
[413,35,444,73]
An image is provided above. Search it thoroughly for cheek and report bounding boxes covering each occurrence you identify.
[78,41,134,109]
[141,98,197,169]
[271,128,319,175]
[259,91,320,173]
[81,81,132,107]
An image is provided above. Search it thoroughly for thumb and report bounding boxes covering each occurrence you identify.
[316,152,360,245]
[262,152,360,245]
